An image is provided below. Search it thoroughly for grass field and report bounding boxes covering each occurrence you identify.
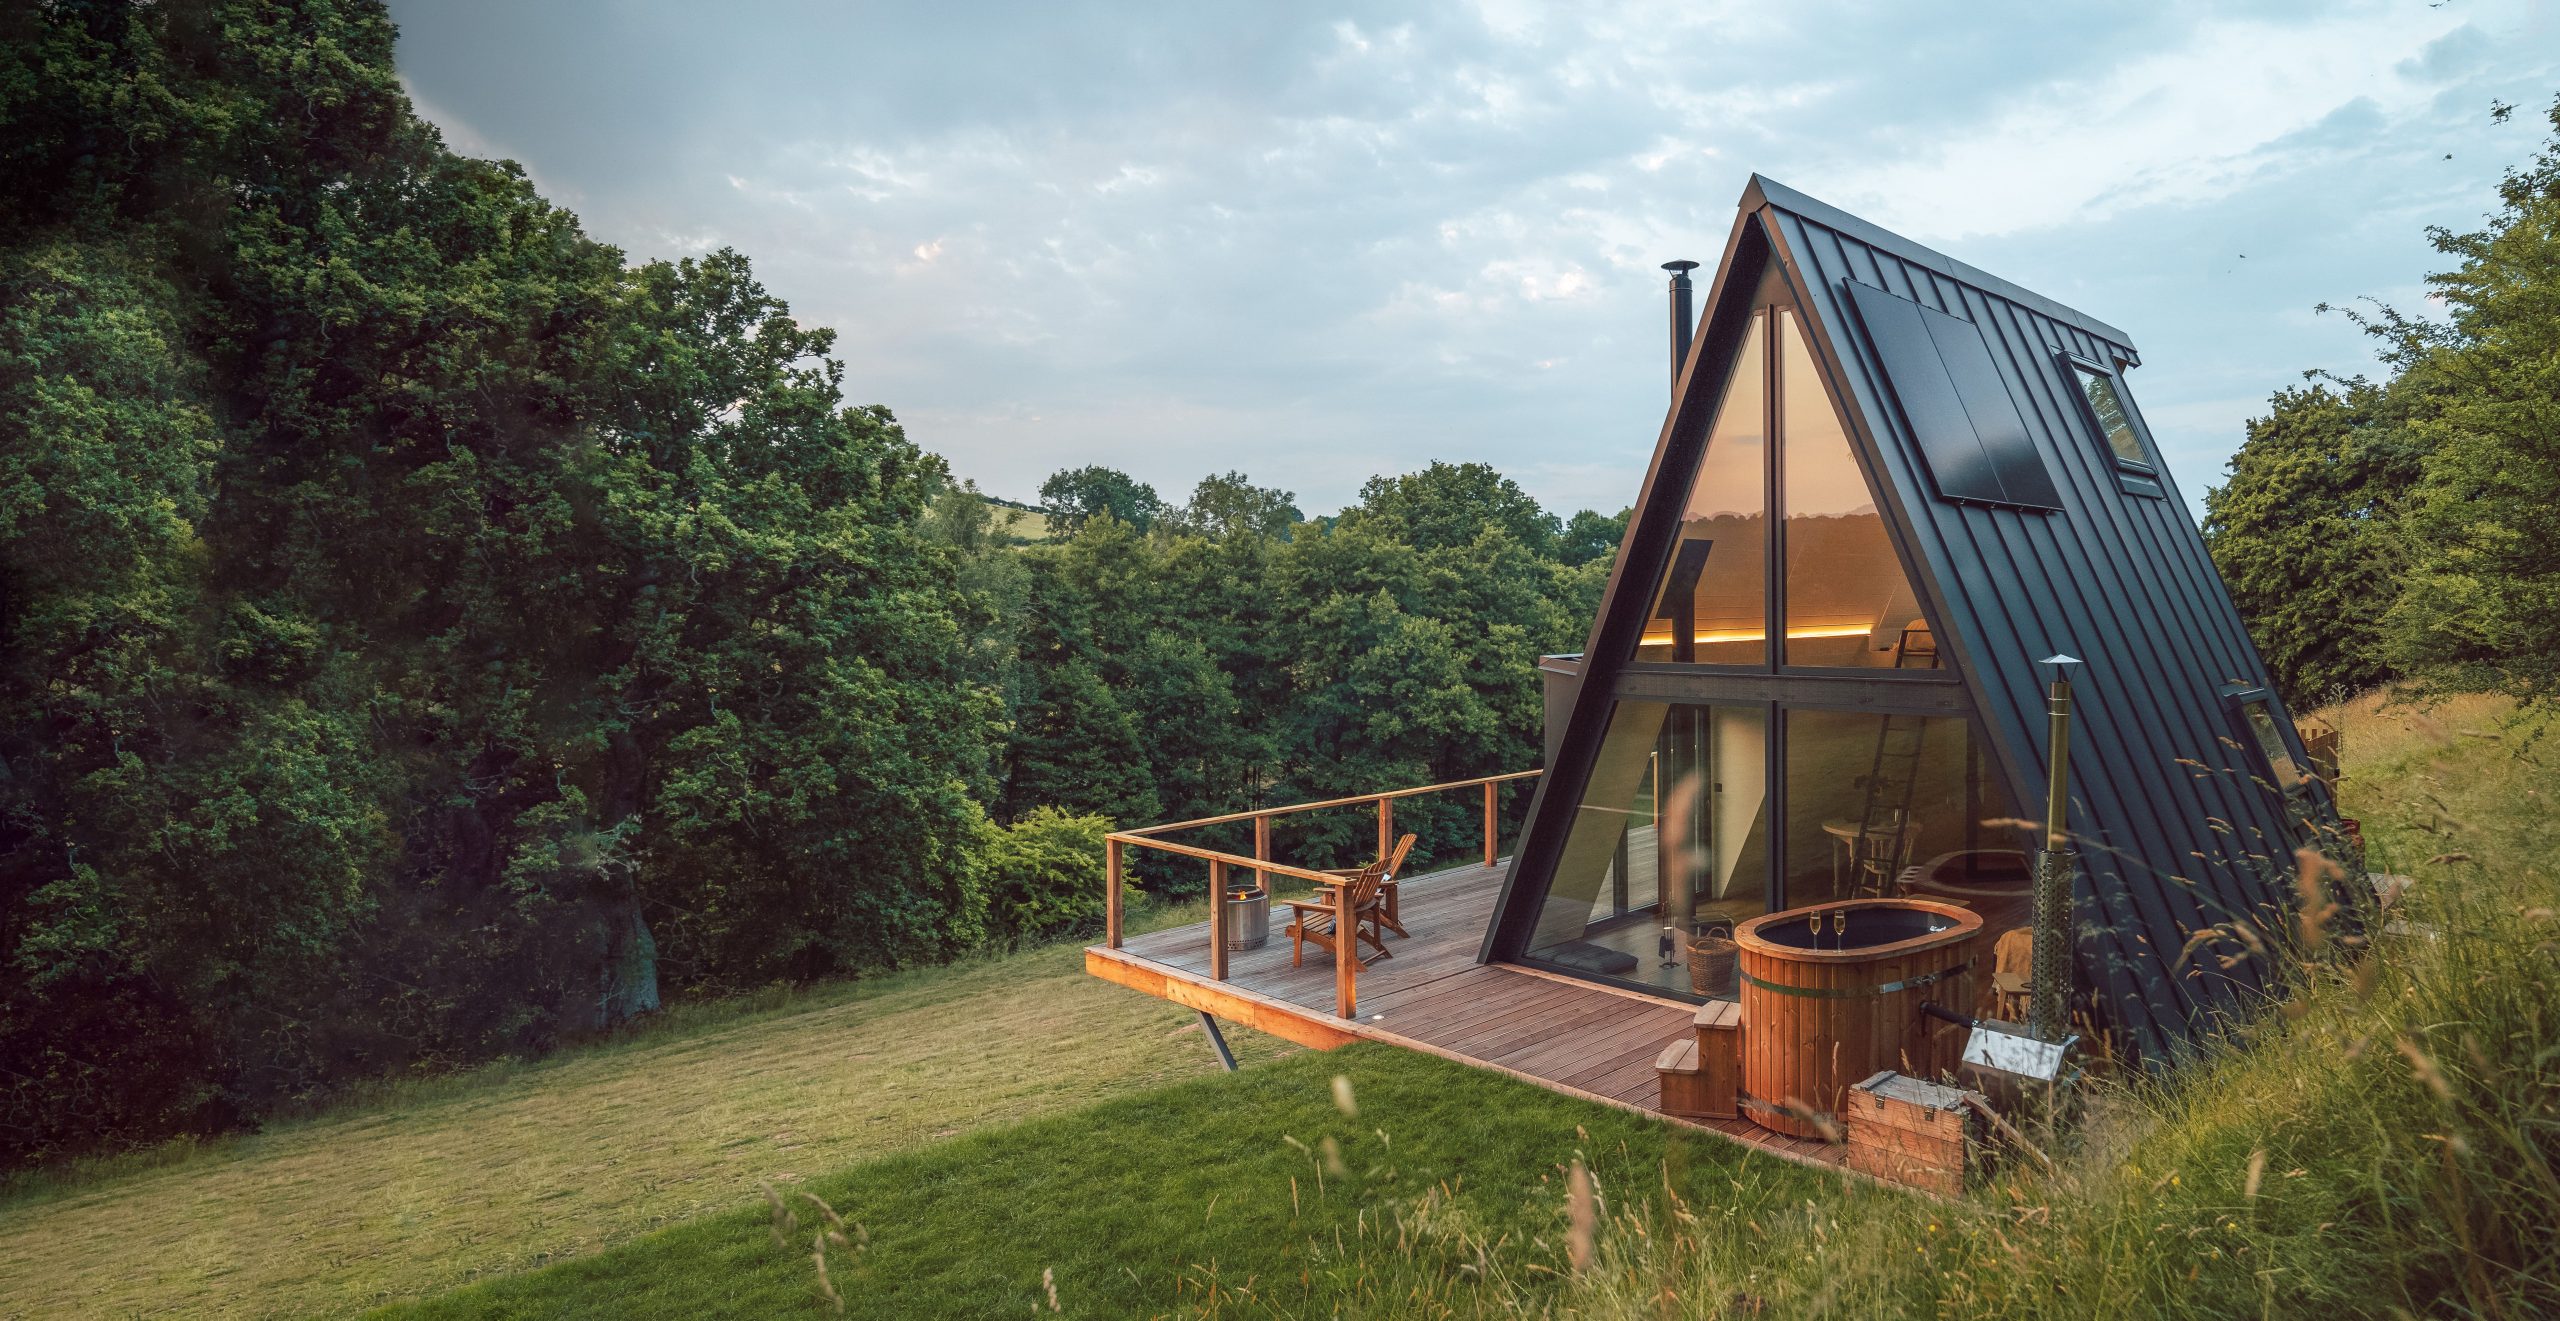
[374,1044,1833,1319]
[0,914,1291,1318]
[985,498,1051,542]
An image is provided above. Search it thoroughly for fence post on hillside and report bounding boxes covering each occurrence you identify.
[1208,858,1228,982]
[1106,836,1124,948]
[1376,798,1392,865]
[1254,814,1271,893]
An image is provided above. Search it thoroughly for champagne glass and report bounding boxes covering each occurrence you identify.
[1832,909,1847,945]
[1807,910,1821,949]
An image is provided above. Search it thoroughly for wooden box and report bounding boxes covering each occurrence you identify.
[1844,1070,1983,1195]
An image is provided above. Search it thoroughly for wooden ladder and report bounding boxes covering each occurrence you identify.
[1850,627,1937,895]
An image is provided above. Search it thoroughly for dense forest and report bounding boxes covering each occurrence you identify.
[0,1,1613,1168]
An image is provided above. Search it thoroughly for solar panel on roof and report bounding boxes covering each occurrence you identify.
[1922,302,2063,509]
[1842,279,2061,512]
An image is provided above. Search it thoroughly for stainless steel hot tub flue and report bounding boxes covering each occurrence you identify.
[2031,655,2082,1042]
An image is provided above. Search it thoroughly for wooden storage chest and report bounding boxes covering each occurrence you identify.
[1844,1070,1984,1195]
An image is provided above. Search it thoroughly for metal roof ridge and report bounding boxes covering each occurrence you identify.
[1740,174,2139,351]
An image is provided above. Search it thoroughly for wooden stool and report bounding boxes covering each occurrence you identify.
[1844,1070,1985,1195]
[1658,1000,1741,1120]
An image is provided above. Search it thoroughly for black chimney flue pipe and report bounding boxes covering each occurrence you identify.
[1663,259,1700,397]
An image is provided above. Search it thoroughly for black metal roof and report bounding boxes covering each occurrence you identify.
[1485,175,2331,1062]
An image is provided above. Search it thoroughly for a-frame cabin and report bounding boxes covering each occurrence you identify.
[1484,175,2336,1064]
[1086,175,2340,1166]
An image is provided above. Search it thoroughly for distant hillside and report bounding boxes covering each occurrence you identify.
[980,495,1052,542]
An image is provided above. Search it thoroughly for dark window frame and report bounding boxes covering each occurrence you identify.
[2221,685,2310,803]
[2058,349,2169,498]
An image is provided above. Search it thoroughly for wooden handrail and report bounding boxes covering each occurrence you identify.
[1117,769,1542,837]
[1101,767,1540,1018]
[1109,833,1344,888]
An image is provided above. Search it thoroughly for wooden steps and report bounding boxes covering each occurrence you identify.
[1657,998,1741,1120]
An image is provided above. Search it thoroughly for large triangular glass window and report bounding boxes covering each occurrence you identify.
[1777,309,1936,669]
[1637,311,1767,665]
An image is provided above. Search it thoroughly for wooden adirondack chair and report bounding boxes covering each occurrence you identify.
[1323,830,1419,939]
[1284,833,1416,969]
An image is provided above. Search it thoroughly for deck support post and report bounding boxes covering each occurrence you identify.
[1209,858,1228,982]
[1196,1011,1238,1072]
[1254,814,1271,892]
[1376,798,1392,866]
[1335,877,1357,1018]
[1483,781,1497,867]
[1106,836,1124,949]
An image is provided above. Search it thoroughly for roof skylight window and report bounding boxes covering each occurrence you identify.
[2066,358,2150,470]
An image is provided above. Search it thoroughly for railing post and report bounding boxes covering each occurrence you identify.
[1335,875,1356,1018]
[1376,797,1392,864]
[1106,836,1124,949]
[1254,814,1271,893]
[1483,780,1498,868]
[1208,858,1228,982]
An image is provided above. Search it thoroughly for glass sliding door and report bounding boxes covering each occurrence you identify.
[1525,700,1769,997]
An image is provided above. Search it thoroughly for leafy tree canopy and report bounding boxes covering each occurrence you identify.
[1341,461,1562,556]
[1558,507,1629,567]
[1168,470,1301,539]
[2203,382,2423,708]
[1039,465,1164,536]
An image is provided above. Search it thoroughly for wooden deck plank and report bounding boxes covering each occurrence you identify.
[1361,970,1557,1035]
[1462,991,1654,1063]
[1555,1026,1692,1092]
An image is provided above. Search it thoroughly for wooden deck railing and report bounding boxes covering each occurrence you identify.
[1104,769,1541,1018]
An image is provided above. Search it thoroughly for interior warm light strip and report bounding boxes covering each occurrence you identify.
[1637,624,1877,646]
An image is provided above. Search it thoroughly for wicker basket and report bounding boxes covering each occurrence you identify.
[1687,920,1739,998]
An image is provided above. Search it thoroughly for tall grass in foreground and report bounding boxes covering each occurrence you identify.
[1194,694,2556,1319]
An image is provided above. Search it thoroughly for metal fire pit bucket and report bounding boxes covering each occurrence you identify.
[1225,886,1270,951]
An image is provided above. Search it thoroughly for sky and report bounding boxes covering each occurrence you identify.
[386,1,2560,521]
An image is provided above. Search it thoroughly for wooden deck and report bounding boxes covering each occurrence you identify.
[1086,858,1850,1171]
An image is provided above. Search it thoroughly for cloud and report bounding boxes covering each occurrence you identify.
[1820,7,2473,241]
[387,0,2559,517]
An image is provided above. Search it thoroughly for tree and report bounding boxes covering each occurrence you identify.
[1339,461,1562,556]
[1559,508,1629,567]
[1001,659,1160,827]
[2365,97,2560,708]
[1169,471,1301,539]
[1038,465,1163,536]
[2203,382,2422,708]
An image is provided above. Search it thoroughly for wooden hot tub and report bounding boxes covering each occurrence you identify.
[1734,898,1982,1138]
